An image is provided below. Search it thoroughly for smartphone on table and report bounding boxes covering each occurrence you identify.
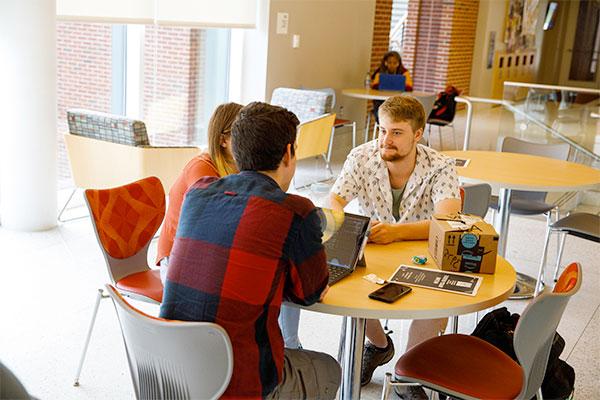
[368,283,412,303]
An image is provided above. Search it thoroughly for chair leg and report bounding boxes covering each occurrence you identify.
[352,122,357,148]
[535,221,553,296]
[364,112,371,144]
[58,188,82,223]
[381,372,393,400]
[553,233,567,282]
[327,127,335,166]
[372,121,378,141]
[451,123,457,150]
[537,387,544,399]
[73,288,108,386]
[337,317,347,364]
[322,154,333,178]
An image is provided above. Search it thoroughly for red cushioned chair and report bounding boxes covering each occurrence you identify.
[381,262,582,400]
[73,176,166,386]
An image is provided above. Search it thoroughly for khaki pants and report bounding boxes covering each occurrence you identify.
[266,349,341,400]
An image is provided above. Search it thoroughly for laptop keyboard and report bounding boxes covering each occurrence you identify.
[328,264,352,285]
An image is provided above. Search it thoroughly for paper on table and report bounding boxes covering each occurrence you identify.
[389,265,482,296]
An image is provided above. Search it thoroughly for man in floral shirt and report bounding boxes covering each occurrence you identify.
[331,95,461,399]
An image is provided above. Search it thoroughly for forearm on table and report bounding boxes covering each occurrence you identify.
[391,220,430,241]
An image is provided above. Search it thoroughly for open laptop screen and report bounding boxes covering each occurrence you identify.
[317,208,370,268]
[379,73,406,91]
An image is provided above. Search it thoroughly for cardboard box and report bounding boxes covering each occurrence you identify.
[428,213,499,274]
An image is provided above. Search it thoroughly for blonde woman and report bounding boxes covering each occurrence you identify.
[156,102,243,281]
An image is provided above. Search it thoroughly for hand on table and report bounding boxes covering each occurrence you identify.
[368,221,398,245]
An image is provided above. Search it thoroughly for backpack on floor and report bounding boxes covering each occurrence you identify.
[471,307,575,400]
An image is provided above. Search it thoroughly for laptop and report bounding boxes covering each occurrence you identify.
[379,73,406,91]
[317,208,370,285]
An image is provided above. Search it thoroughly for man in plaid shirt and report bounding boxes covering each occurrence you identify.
[160,102,341,399]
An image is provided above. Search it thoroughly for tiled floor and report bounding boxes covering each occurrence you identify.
[1,113,599,399]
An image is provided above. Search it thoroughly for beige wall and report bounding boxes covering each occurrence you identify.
[265,0,376,129]
[469,0,507,98]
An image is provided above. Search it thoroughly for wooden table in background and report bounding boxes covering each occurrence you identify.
[342,88,435,142]
[444,150,600,297]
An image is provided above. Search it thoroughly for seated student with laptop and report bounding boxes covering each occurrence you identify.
[330,95,461,400]
[160,102,341,399]
[370,51,413,123]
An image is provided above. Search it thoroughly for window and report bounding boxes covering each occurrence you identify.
[57,22,231,187]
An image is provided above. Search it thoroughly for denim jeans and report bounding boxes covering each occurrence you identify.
[279,305,302,349]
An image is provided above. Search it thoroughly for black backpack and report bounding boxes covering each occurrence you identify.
[428,86,461,122]
[471,307,575,400]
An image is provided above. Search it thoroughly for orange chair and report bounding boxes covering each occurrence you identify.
[381,262,582,400]
[73,176,166,386]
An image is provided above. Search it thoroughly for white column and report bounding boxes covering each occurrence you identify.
[0,0,57,231]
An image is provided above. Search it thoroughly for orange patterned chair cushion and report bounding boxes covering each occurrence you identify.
[86,176,166,259]
[553,262,579,294]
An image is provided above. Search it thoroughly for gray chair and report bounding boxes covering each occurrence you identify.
[381,262,582,400]
[105,284,233,400]
[490,137,570,217]
[535,212,600,295]
[489,137,571,251]
[461,183,492,218]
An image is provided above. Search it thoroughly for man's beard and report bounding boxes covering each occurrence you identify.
[379,142,413,162]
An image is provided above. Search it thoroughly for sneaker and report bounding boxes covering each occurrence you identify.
[394,385,429,400]
[360,335,395,386]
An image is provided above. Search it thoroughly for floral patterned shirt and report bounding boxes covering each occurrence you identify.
[332,141,460,223]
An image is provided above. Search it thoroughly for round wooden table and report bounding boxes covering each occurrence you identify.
[300,240,517,400]
[444,150,600,297]
[342,88,436,142]
[342,88,433,101]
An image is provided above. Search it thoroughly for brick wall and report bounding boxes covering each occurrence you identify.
[447,0,479,96]
[368,0,394,131]
[142,26,202,146]
[56,23,205,188]
[401,0,479,95]
[56,22,112,186]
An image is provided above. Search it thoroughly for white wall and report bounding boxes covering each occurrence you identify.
[265,0,376,129]
[469,0,507,99]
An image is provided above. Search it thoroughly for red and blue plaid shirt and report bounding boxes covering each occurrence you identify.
[160,171,329,398]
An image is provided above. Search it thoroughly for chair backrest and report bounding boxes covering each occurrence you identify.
[295,113,336,161]
[67,109,150,146]
[313,87,337,109]
[84,177,165,283]
[513,262,582,400]
[461,183,492,218]
[500,137,570,202]
[270,87,333,122]
[105,284,233,400]
[416,94,436,124]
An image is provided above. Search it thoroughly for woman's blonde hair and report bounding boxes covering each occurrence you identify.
[207,102,243,176]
